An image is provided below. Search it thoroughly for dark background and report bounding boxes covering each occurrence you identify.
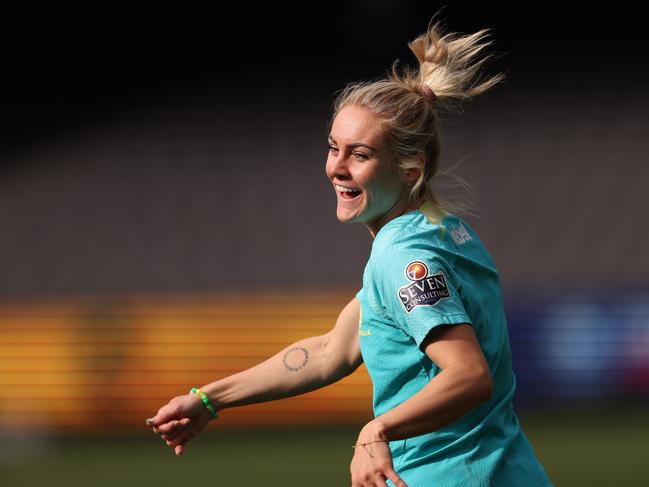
[2,3,648,297]
[3,4,647,155]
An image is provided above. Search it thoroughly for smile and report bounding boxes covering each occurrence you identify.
[334,184,362,199]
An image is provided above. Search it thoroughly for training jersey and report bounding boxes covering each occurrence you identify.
[355,200,553,487]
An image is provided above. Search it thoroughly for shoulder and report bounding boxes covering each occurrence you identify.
[371,212,449,265]
[370,225,454,295]
[380,207,499,277]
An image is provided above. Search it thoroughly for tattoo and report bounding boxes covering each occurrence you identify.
[282,347,309,372]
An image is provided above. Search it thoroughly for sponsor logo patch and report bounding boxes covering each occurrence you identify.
[398,260,450,313]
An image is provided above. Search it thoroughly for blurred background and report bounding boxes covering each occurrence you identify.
[1,3,648,486]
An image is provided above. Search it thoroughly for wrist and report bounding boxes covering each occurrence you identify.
[190,387,219,419]
[199,381,226,412]
[359,418,390,443]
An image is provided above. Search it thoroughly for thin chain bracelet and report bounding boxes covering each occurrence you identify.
[352,439,388,458]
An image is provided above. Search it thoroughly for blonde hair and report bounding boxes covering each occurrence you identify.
[329,14,507,217]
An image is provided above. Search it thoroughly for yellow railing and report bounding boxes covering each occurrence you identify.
[0,289,373,433]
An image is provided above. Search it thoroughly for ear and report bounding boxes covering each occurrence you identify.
[403,160,423,185]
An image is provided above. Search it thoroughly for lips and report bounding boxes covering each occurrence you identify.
[340,190,361,199]
[334,183,362,199]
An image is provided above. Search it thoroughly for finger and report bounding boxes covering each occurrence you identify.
[162,420,191,442]
[160,417,193,437]
[166,428,194,448]
[147,414,165,428]
[384,469,408,487]
[165,430,186,447]
[146,403,180,428]
[174,440,186,456]
[156,420,178,435]
[161,428,185,442]
[159,417,191,434]
[166,418,202,447]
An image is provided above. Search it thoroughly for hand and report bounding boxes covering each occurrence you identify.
[145,393,215,456]
[350,424,408,487]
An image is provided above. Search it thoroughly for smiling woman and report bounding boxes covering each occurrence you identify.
[319,14,553,487]
[327,104,416,236]
[145,12,553,487]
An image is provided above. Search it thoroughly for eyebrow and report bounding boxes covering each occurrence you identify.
[328,135,377,151]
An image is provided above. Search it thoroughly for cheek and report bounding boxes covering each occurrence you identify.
[363,171,400,197]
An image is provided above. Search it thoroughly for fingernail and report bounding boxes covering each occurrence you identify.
[145,418,155,425]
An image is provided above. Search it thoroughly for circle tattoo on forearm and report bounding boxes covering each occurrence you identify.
[282,347,309,372]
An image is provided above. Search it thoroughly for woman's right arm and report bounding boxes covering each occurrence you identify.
[147,296,363,454]
[203,296,363,409]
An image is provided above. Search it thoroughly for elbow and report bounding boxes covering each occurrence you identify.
[319,333,348,383]
[473,366,493,405]
[464,365,492,407]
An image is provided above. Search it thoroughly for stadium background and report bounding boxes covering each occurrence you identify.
[1,3,648,486]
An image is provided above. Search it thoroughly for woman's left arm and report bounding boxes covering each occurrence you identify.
[358,323,493,442]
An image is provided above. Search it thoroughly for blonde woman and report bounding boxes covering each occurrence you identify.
[146,16,553,487]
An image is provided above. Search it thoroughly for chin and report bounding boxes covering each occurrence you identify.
[336,208,361,224]
[336,213,355,224]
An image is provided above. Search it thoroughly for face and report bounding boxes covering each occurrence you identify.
[325,104,408,228]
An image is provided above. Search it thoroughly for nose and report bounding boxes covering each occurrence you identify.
[326,149,351,180]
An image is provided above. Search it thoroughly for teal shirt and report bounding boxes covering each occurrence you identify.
[356,201,553,487]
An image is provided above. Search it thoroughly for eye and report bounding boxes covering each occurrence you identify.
[328,145,339,154]
[353,152,369,161]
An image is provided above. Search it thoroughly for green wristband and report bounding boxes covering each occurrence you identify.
[190,387,219,419]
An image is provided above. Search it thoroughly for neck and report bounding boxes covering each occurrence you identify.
[366,195,425,239]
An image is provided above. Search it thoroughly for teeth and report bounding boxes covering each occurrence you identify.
[335,184,360,193]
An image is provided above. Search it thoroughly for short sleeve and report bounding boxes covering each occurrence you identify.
[374,243,472,351]
[355,288,363,301]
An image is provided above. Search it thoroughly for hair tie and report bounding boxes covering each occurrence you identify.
[417,83,438,103]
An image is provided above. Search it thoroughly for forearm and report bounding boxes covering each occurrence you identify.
[200,334,335,411]
[363,366,492,442]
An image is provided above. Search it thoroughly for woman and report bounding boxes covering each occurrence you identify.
[146,18,553,487]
